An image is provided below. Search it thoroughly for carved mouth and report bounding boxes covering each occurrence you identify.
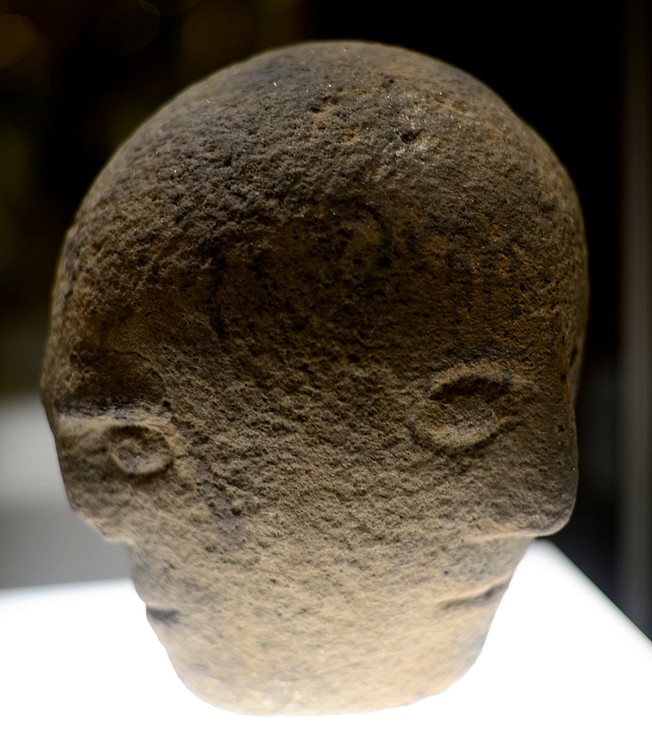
[440,580,510,611]
[146,606,181,625]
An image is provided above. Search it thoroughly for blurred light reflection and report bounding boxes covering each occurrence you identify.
[0,14,37,70]
[95,0,161,56]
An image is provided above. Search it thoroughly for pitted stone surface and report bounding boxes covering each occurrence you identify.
[42,41,588,714]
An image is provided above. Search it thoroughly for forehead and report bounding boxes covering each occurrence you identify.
[43,213,578,428]
[53,201,567,342]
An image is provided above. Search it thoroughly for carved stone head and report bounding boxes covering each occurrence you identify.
[42,41,588,714]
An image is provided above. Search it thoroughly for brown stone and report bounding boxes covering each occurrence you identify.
[41,41,588,714]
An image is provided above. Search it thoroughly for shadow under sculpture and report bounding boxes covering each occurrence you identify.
[41,41,588,715]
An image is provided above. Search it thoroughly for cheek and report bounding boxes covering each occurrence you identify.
[57,439,130,540]
[55,421,181,541]
[465,396,578,537]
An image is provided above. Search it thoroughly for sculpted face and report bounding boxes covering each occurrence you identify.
[42,42,588,714]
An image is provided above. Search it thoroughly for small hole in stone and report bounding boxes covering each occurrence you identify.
[400,130,419,143]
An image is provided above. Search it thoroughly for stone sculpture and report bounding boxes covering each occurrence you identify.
[41,41,588,714]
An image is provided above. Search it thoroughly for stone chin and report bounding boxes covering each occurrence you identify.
[133,529,528,714]
[147,580,511,715]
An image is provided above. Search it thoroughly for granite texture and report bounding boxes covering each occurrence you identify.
[42,41,588,714]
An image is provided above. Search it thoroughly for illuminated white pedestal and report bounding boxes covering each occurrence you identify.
[1,541,651,749]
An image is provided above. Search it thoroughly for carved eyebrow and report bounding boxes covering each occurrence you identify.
[54,396,171,419]
[424,360,520,396]
[52,350,169,417]
[54,406,172,425]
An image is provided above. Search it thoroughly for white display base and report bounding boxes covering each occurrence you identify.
[1,541,650,749]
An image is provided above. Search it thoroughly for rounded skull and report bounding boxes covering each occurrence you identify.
[42,41,588,714]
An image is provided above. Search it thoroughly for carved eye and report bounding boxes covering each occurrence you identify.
[106,424,172,477]
[416,364,517,449]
